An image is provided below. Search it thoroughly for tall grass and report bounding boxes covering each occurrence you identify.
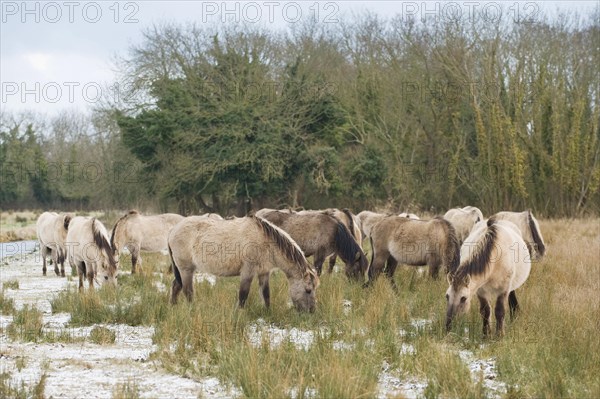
[14,218,596,398]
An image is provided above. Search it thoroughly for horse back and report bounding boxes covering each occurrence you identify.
[169,217,271,277]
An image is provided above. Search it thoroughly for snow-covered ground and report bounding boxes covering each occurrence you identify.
[0,248,238,398]
[1,243,506,398]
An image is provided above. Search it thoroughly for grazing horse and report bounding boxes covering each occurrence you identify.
[368,216,460,286]
[446,218,531,337]
[261,210,368,280]
[444,206,484,244]
[490,210,546,260]
[110,210,186,273]
[36,212,72,277]
[168,216,319,312]
[66,216,118,290]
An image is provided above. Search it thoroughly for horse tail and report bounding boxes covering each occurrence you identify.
[436,216,460,275]
[63,214,72,231]
[92,218,117,272]
[110,210,138,255]
[168,243,182,287]
[527,210,546,258]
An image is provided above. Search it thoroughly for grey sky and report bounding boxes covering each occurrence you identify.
[1,1,597,116]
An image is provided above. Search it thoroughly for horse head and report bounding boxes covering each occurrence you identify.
[289,267,319,313]
[445,273,472,331]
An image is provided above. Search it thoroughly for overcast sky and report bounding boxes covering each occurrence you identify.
[1,1,597,117]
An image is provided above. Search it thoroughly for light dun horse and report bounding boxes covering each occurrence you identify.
[168,216,319,312]
[36,212,72,277]
[66,216,118,290]
[110,210,185,273]
[444,206,484,244]
[491,210,546,260]
[261,210,368,279]
[369,216,460,285]
[446,218,531,336]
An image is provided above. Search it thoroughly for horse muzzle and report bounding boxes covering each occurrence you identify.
[445,307,454,332]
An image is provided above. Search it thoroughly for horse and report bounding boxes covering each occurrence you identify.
[445,218,532,337]
[443,206,484,244]
[356,210,388,239]
[66,216,118,290]
[110,210,186,273]
[490,210,546,260]
[399,212,420,220]
[368,216,460,287]
[168,216,319,312]
[36,212,72,277]
[261,210,368,280]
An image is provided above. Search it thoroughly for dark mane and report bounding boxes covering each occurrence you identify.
[453,218,498,289]
[92,218,117,272]
[110,210,139,253]
[330,215,367,268]
[435,216,461,275]
[528,211,546,257]
[341,208,357,239]
[253,216,309,271]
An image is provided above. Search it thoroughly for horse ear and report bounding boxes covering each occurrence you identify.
[465,274,471,286]
[354,251,361,261]
[446,273,453,285]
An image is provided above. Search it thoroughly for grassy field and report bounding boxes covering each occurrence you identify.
[1,218,599,398]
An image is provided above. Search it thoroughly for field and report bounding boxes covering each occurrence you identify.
[0,218,599,398]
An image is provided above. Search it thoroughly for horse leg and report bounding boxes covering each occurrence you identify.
[313,252,326,276]
[181,269,195,302]
[478,295,491,337]
[258,273,270,308]
[59,250,66,277]
[495,292,508,337]
[53,250,60,276]
[130,245,140,274]
[327,255,337,273]
[77,262,85,292]
[427,253,442,279]
[508,290,520,320]
[87,263,95,289]
[41,246,48,276]
[238,273,254,308]
[385,256,399,292]
[366,249,388,286]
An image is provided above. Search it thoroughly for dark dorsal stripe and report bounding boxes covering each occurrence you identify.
[341,208,357,239]
[528,211,546,257]
[110,210,138,253]
[453,218,498,289]
[92,218,117,271]
[253,216,309,272]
